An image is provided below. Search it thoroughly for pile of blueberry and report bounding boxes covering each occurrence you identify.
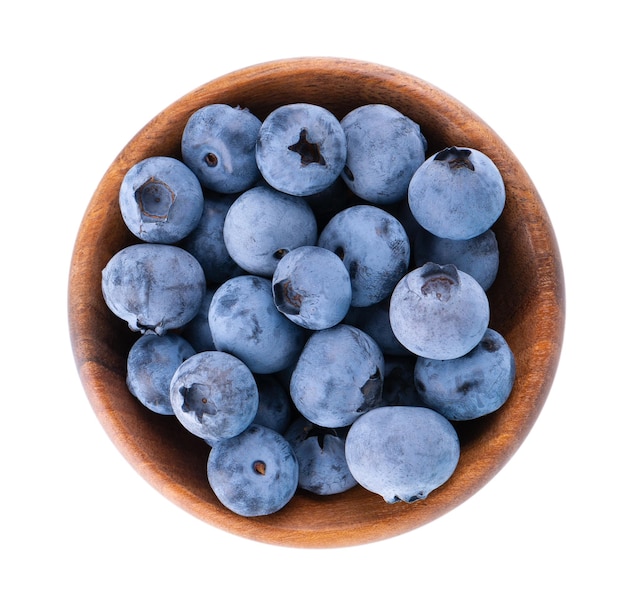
[101,101,516,517]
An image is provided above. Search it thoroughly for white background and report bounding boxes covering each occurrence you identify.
[2,1,623,588]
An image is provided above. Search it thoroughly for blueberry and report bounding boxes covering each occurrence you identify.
[101,243,205,335]
[408,146,506,240]
[381,355,423,407]
[344,298,411,356]
[126,333,196,415]
[118,156,204,244]
[170,350,258,441]
[180,192,245,284]
[208,275,307,374]
[317,205,411,307]
[181,104,262,194]
[345,406,460,503]
[302,176,355,229]
[272,245,351,330]
[284,416,357,495]
[223,185,318,277]
[389,262,490,360]
[256,103,347,196]
[207,424,299,517]
[414,225,500,291]
[340,104,426,204]
[253,374,293,434]
[414,328,516,421]
[180,287,216,352]
[290,324,385,427]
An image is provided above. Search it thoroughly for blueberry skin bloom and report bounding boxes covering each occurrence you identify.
[181,104,262,194]
[414,328,516,421]
[223,185,318,277]
[389,262,489,360]
[344,298,411,356]
[208,275,307,374]
[290,324,385,428]
[207,424,299,517]
[101,243,206,335]
[340,104,427,204]
[180,192,244,284]
[256,103,347,196]
[119,156,204,244]
[317,205,411,307]
[345,406,460,503]
[408,146,506,240]
[126,333,196,415]
[381,356,423,407]
[253,374,292,435]
[414,226,500,291]
[180,287,217,352]
[272,246,352,330]
[170,351,259,441]
[284,416,357,496]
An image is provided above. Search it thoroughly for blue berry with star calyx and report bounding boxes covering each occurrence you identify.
[169,350,259,441]
[256,103,347,196]
[389,262,489,360]
[271,245,352,330]
[119,156,204,244]
[408,146,505,240]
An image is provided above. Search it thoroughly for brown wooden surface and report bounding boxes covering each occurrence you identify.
[68,57,565,548]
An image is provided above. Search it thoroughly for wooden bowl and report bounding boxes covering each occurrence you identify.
[68,57,565,548]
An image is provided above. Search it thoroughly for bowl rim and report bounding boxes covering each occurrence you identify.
[68,56,566,548]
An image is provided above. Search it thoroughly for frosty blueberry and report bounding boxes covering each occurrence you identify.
[208,275,307,374]
[170,350,259,441]
[256,103,347,196]
[408,146,506,240]
[414,328,516,420]
[344,298,411,356]
[180,287,217,352]
[290,324,385,427]
[284,416,357,495]
[253,374,293,435]
[101,243,205,335]
[413,226,500,291]
[207,424,299,517]
[272,245,352,330]
[381,356,423,407]
[345,406,460,503]
[181,104,262,194]
[340,104,426,204]
[118,156,204,244]
[317,205,411,307]
[223,185,318,277]
[180,192,245,284]
[389,262,490,360]
[126,333,196,415]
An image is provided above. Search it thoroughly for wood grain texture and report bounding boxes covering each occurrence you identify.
[68,57,565,548]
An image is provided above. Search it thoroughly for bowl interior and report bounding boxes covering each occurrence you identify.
[68,57,565,548]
